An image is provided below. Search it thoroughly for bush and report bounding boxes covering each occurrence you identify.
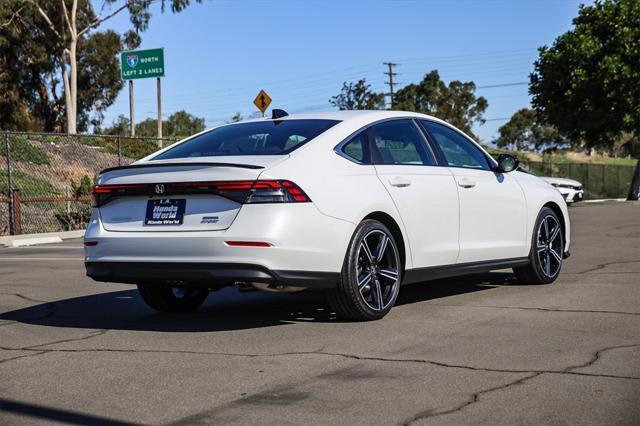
[0,135,50,165]
[0,170,61,197]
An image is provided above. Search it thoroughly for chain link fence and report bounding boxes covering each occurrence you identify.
[520,160,635,200]
[0,131,636,236]
[1,131,178,236]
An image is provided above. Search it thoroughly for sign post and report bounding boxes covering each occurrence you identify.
[253,89,272,117]
[120,48,165,139]
[157,77,162,142]
[129,80,135,136]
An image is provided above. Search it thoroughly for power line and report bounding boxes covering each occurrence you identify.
[476,82,528,89]
[384,62,399,108]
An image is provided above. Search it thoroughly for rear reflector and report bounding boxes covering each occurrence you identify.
[92,180,311,207]
[225,241,272,247]
[84,241,98,246]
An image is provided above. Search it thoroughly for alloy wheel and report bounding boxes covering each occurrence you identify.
[356,229,400,311]
[536,214,563,278]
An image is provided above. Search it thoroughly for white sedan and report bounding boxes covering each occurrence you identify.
[541,177,584,203]
[85,110,570,321]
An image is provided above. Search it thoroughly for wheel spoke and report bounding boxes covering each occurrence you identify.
[378,268,398,282]
[545,253,551,276]
[550,223,561,243]
[543,217,550,240]
[358,273,372,290]
[360,239,374,263]
[550,248,562,263]
[537,243,546,253]
[376,234,389,262]
[372,279,383,310]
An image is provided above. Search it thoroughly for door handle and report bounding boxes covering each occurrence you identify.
[457,177,476,188]
[389,177,412,188]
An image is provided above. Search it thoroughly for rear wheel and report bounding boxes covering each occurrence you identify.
[137,283,209,312]
[326,220,401,321]
[514,207,564,284]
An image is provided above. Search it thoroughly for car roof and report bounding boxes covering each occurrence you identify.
[218,110,445,127]
[263,110,439,122]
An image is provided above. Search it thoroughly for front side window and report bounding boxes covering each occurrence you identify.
[369,120,435,166]
[153,119,340,160]
[420,121,490,170]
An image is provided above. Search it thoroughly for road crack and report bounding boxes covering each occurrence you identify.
[0,342,637,381]
[428,303,640,317]
[573,259,640,275]
[401,372,541,425]
[400,342,640,424]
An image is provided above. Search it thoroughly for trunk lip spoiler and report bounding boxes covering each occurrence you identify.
[100,162,264,175]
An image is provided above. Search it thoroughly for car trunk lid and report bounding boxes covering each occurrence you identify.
[96,156,284,232]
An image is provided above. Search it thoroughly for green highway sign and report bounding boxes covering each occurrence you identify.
[120,48,165,80]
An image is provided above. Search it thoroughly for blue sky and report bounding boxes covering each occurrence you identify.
[98,0,591,143]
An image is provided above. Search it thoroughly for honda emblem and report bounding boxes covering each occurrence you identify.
[154,184,165,195]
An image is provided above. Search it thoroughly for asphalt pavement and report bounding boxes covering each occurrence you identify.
[1,202,639,425]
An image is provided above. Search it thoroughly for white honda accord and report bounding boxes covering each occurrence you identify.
[85,110,570,320]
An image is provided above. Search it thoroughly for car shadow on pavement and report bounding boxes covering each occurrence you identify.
[1,272,519,332]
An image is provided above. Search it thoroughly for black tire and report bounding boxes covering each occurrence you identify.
[514,207,564,284]
[326,220,402,321]
[137,284,209,313]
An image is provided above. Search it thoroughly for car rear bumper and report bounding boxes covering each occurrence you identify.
[84,203,355,276]
[85,261,339,289]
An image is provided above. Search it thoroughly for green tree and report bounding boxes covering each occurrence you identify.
[102,110,205,137]
[393,70,488,139]
[529,0,640,199]
[330,79,385,110]
[494,108,568,152]
[0,0,201,133]
[165,110,205,136]
[100,114,130,136]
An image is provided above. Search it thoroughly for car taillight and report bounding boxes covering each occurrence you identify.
[91,180,310,207]
[246,180,311,203]
[91,184,148,207]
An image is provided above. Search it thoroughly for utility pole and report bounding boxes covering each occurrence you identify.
[383,62,399,109]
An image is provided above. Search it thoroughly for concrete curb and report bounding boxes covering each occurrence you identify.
[0,230,85,248]
[582,198,627,203]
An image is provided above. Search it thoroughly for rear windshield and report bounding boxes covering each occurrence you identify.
[152,119,340,159]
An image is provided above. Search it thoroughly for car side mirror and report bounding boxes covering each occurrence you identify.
[495,154,519,173]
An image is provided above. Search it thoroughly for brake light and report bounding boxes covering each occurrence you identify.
[245,180,311,204]
[91,180,310,207]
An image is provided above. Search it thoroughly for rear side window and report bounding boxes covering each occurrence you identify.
[340,131,368,163]
[370,120,435,166]
[153,119,340,159]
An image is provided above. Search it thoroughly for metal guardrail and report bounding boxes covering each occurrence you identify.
[1,131,179,236]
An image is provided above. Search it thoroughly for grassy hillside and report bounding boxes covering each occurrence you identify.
[485,147,637,166]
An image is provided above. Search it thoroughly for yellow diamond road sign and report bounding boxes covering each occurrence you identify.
[253,89,272,113]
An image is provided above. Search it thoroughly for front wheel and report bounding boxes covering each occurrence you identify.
[514,207,564,284]
[137,283,209,313]
[326,220,402,321]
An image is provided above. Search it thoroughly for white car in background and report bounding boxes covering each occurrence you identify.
[541,177,584,203]
[85,110,571,321]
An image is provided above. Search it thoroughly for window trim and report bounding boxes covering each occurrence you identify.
[417,119,497,171]
[334,117,437,166]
